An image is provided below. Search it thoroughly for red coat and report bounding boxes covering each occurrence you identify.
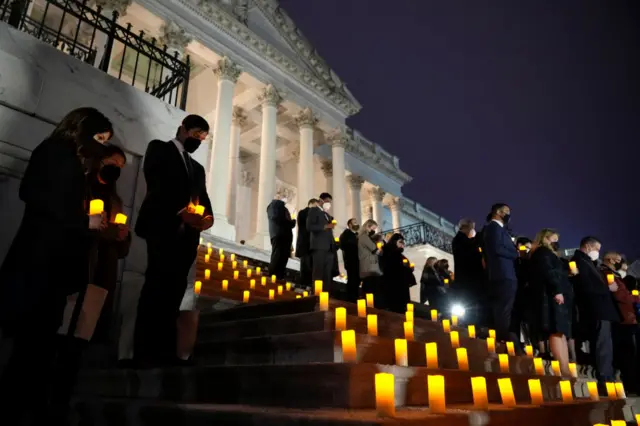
[600,267,638,325]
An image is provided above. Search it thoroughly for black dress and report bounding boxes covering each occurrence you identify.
[529,246,574,338]
[380,247,412,313]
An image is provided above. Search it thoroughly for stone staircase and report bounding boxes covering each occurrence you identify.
[71,243,637,425]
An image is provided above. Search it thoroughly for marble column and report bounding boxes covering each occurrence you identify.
[347,174,364,224]
[250,85,282,250]
[320,160,333,215]
[226,106,247,226]
[235,170,254,243]
[329,131,349,228]
[294,108,317,211]
[207,57,242,240]
[388,197,403,230]
[368,186,386,225]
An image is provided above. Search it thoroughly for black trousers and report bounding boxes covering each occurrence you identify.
[587,319,615,383]
[490,279,519,344]
[612,323,637,390]
[135,234,197,365]
[269,236,292,280]
[299,254,313,289]
[344,264,360,303]
[311,249,335,295]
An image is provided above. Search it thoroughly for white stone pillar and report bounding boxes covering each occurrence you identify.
[388,197,403,231]
[226,106,246,226]
[368,186,385,225]
[329,131,349,229]
[294,108,317,211]
[347,174,364,224]
[235,170,254,243]
[250,84,282,250]
[207,57,241,241]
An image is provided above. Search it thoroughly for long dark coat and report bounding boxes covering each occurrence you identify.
[380,246,412,313]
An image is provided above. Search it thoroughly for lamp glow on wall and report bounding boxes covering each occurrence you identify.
[375,373,395,417]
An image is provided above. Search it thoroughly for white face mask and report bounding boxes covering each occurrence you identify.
[322,202,332,212]
[588,250,600,261]
[468,229,476,238]
[618,270,627,278]
[280,198,288,205]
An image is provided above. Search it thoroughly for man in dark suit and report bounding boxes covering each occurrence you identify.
[339,218,360,302]
[267,194,295,280]
[482,203,518,344]
[306,192,336,294]
[295,198,317,289]
[452,218,486,326]
[134,114,213,367]
[571,236,619,387]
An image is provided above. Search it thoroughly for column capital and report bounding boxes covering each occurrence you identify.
[320,160,333,178]
[232,106,248,126]
[347,174,365,190]
[214,56,242,83]
[294,107,318,129]
[368,186,386,202]
[239,170,255,187]
[387,196,404,211]
[159,21,193,52]
[328,129,350,148]
[259,84,283,108]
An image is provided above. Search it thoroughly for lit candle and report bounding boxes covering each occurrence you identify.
[528,379,543,405]
[335,307,347,331]
[444,278,449,286]
[220,254,225,262]
[204,254,210,263]
[114,213,127,224]
[471,376,488,409]
[375,373,395,417]
[206,242,211,248]
[427,375,446,414]
[319,292,329,311]
[568,261,578,274]
[587,381,599,401]
[89,199,104,215]
[405,311,414,323]
[559,381,573,403]
[271,275,276,284]
[506,342,515,356]
[637,415,640,425]
[497,378,516,407]
[277,285,283,295]
[456,347,469,371]
[611,422,626,426]
[269,289,275,300]
[232,261,237,269]
[218,262,223,271]
[221,280,228,291]
[488,329,496,339]
[341,330,357,363]
[286,282,292,291]
[426,342,438,369]
[615,382,626,399]
[606,383,616,400]
[303,291,309,297]
[243,260,248,268]
[194,280,202,295]
[314,280,323,296]
[261,277,267,286]
[243,290,250,303]
[499,354,510,373]
[247,269,252,278]
[450,331,460,348]
[468,325,476,339]
[607,274,614,284]
[568,362,577,378]
[357,299,367,318]
[376,242,383,249]
[431,309,438,322]
[478,247,482,253]
[404,322,414,341]
[409,262,415,268]
[451,315,458,327]
[200,238,204,245]
[551,360,560,376]
[518,245,527,252]
[442,319,451,333]
[256,267,261,275]
[296,295,301,299]
[332,219,337,225]
[194,205,205,215]
[533,358,544,375]
[207,247,213,255]
[204,269,210,280]
[633,289,639,296]
[366,293,374,308]
[367,314,378,336]
[525,345,533,357]
[250,279,255,290]
[233,270,239,280]
[486,337,496,354]
[230,254,235,261]
[334,237,340,243]
[394,339,408,366]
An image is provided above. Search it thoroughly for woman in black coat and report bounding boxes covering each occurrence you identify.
[528,228,574,377]
[380,233,413,313]
[0,107,113,424]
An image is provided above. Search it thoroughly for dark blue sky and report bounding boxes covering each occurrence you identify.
[281,0,640,258]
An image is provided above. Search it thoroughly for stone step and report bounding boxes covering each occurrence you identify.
[198,297,319,324]
[70,397,618,426]
[76,362,593,409]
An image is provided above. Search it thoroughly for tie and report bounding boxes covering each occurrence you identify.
[182,151,194,181]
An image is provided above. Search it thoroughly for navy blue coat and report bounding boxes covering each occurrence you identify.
[482,221,518,282]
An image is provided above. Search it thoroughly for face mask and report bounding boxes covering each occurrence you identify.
[468,229,476,238]
[618,270,627,278]
[398,247,404,253]
[352,225,360,232]
[322,202,332,212]
[588,250,599,261]
[369,229,376,237]
[614,262,622,271]
[81,138,105,159]
[183,137,201,154]
[99,165,121,184]
[550,241,560,252]
[502,213,511,224]
[280,198,288,205]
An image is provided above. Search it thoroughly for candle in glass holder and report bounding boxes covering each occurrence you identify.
[471,376,488,409]
[551,360,560,376]
[431,309,438,322]
[366,293,374,308]
[606,382,617,400]
[269,289,275,300]
[221,280,228,291]
[250,279,255,290]
[528,379,543,405]
[367,314,378,336]
[497,378,516,407]
[428,375,446,414]
[357,299,367,318]
[451,315,458,327]
[89,199,104,215]
[341,330,356,362]
[271,275,276,284]
[456,347,469,371]
[499,354,510,373]
[525,345,533,357]
[286,282,292,291]
[468,325,476,339]
[243,260,248,268]
[568,261,578,274]
[247,269,252,278]
[230,253,235,261]
[615,382,626,399]
[560,381,573,402]
[568,363,577,378]
[218,262,223,271]
[114,213,127,224]
[319,292,329,311]
[395,339,408,366]
[232,261,237,269]
[404,322,414,341]
[426,342,438,369]
[587,381,599,401]
[194,280,202,296]
[407,303,414,312]
[233,270,239,280]
[607,274,614,284]
[204,269,211,280]
[277,285,283,295]
[533,358,544,375]
[405,311,414,323]
[243,290,250,303]
[375,373,395,417]
[450,331,460,348]
[506,342,515,356]
[486,337,496,354]
[488,329,496,339]
[303,291,309,297]
[335,307,347,331]
[314,280,323,296]
[220,254,225,262]
[204,254,210,263]
[194,205,205,215]
[442,319,451,333]
[261,277,267,286]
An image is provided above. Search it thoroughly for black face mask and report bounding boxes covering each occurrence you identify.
[352,225,360,232]
[369,230,376,237]
[502,213,511,225]
[550,241,560,252]
[183,137,201,154]
[398,247,404,253]
[99,165,121,185]
[614,262,623,271]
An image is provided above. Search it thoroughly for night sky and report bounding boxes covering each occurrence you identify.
[281,0,640,259]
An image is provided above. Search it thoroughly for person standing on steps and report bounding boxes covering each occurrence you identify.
[134,114,213,368]
[295,198,317,290]
[306,193,336,295]
[267,192,296,280]
[339,218,360,302]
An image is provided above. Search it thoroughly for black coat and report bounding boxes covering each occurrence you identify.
[452,232,484,284]
[267,199,295,241]
[570,250,620,322]
[0,137,90,336]
[380,247,412,313]
[339,229,359,273]
[295,207,311,257]
[306,207,335,252]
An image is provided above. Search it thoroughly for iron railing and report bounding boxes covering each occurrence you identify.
[0,0,190,109]
[385,222,453,253]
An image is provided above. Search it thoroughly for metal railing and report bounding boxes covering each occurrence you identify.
[384,222,453,253]
[0,0,190,109]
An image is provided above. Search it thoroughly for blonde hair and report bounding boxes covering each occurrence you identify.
[359,219,378,236]
[531,228,559,255]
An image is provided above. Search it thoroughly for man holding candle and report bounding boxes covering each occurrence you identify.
[267,192,296,280]
[295,198,318,290]
[452,219,486,326]
[306,193,337,295]
[339,218,361,302]
[134,114,213,367]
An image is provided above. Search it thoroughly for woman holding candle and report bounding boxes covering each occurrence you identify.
[380,233,413,313]
[529,229,574,377]
[0,107,114,424]
[358,219,384,307]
